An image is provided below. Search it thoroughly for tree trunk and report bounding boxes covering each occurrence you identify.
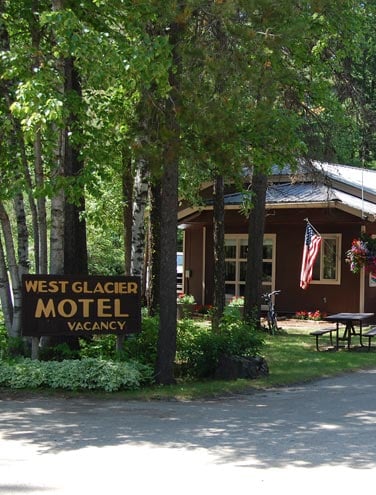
[0,202,22,338]
[0,235,13,332]
[244,170,268,325]
[49,143,65,276]
[148,180,161,316]
[63,56,87,275]
[155,18,183,385]
[131,157,149,287]
[212,174,225,332]
[13,194,29,278]
[122,153,133,275]
[34,131,48,274]
[156,157,178,384]
[49,0,66,276]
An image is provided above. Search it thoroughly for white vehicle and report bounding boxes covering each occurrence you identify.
[176,252,183,293]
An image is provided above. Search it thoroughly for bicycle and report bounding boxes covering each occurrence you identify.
[262,289,281,335]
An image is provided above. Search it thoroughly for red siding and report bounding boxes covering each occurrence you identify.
[182,206,376,316]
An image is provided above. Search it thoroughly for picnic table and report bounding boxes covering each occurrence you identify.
[323,312,375,350]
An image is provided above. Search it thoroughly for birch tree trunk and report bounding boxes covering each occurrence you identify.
[49,0,66,276]
[49,128,65,275]
[0,235,13,332]
[0,202,22,338]
[34,130,48,274]
[131,158,149,284]
[13,193,29,277]
[122,153,133,276]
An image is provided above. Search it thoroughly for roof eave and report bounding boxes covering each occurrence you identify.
[178,201,376,223]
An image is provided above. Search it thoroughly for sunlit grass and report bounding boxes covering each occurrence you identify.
[1,327,375,401]
[86,329,376,401]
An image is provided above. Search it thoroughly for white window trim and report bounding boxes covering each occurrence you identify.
[310,233,342,285]
[224,234,276,297]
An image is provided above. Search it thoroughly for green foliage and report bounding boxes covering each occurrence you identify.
[122,315,159,367]
[0,320,8,360]
[0,314,30,359]
[6,337,30,358]
[38,342,80,362]
[177,315,264,379]
[79,335,118,360]
[0,357,153,392]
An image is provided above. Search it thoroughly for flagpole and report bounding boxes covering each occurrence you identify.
[304,218,321,236]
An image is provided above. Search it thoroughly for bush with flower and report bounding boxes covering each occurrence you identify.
[295,310,326,321]
[345,234,376,274]
[177,293,196,304]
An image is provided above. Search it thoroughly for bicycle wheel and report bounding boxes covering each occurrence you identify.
[267,312,278,335]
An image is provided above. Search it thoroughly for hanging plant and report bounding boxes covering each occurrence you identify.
[345,233,376,274]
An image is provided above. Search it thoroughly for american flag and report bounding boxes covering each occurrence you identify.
[300,223,322,289]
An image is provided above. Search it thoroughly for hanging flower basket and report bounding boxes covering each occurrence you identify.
[345,234,376,274]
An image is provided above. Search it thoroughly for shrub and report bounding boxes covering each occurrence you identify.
[177,314,264,379]
[0,358,154,392]
[39,342,80,361]
[122,315,159,366]
[0,321,8,359]
[79,335,118,360]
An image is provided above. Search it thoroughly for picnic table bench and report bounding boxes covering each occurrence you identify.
[363,327,376,349]
[311,313,375,351]
[309,327,336,351]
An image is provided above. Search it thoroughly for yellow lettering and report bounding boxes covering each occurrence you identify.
[114,299,129,317]
[93,282,105,293]
[97,299,112,317]
[77,299,95,317]
[67,320,128,332]
[35,298,56,318]
[24,280,39,293]
[103,282,114,293]
[127,282,138,294]
[47,281,59,293]
[25,279,71,294]
[57,299,77,318]
[72,281,83,293]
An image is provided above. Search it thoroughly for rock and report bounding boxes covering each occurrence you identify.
[214,354,269,380]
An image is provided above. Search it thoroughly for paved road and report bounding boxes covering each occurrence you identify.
[1,369,376,494]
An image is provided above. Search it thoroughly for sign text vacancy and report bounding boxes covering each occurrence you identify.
[22,275,141,337]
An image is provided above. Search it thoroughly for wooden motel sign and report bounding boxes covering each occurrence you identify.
[22,275,141,337]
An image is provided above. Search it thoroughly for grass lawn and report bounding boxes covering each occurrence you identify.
[1,326,375,401]
[103,327,376,401]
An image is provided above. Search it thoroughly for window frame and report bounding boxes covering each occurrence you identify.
[310,233,342,285]
[224,234,276,299]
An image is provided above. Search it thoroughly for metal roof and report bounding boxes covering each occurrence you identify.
[222,182,376,220]
[311,161,376,195]
[178,161,376,222]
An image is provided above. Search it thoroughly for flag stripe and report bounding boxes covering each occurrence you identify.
[300,224,322,289]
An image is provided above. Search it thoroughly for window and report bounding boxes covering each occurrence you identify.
[311,234,341,284]
[224,234,276,300]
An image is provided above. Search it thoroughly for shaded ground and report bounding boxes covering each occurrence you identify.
[1,369,375,494]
